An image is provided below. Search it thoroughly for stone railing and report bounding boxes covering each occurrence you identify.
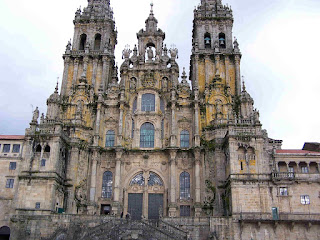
[235,212,320,223]
[272,172,295,181]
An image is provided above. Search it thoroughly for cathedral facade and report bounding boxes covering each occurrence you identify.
[0,0,320,239]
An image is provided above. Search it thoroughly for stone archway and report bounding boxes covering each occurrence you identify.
[0,226,10,240]
[125,171,166,220]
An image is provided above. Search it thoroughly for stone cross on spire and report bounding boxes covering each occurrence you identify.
[145,1,158,32]
[241,76,246,92]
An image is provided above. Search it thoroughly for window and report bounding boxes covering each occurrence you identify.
[6,179,14,188]
[301,166,309,173]
[130,172,145,186]
[180,130,190,148]
[40,159,46,167]
[240,162,243,171]
[3,144,10,153]
[301,195,310,205]
[180,205,191,217]
[272,207,279,220]
[180,172,191,200]
[148,172,163,186]
[9,162,16,170]
[102,171,113,198]
[101,204,111,215]
[94,34,102,50]
[105,130,115,147]
[35,144,42,152]
[44,145,50,153]
[132,120,135,138]
[141,94,155,112]
[140,123,155,148]
[35,202,41,209]
[12,144,20,153]
[204,32,211,48]
[79,34,87,50]
[219,33,226,48]
[279,187,288,196]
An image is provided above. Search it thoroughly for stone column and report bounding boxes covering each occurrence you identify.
[205,55,210,86]
[194,89,200,147]
[170,90,177,147]
[82,56,89,77]
[235,55,241,95]
[194,149,202,217]
[101,56,109,91]
[94,100,102,146]
[112,149,123,215]
[92,57,99,90]
[194,55,199,89]
[89,151,98,202]
[225,56,230,86]
[168,150,177,217]
[72,58,80,87]
[61,56,71,96]
[118,90,125,145]
[215,55,220,76]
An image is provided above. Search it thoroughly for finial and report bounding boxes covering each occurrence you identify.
[242,76,246,91]
[55,77,59,93]
[150,1,154,13]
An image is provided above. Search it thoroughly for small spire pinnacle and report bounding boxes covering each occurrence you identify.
[242,76,246,92]
[55,77,59,93]
[150,1,154,13]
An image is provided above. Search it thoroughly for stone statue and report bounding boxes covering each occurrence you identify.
[147,47,154,60]
[32,107,39,123]
[40,113,45,124]
[66,39,72,52]
[76,101,83,115]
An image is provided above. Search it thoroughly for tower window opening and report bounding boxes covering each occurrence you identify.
[94,34,102,50]
[204,33,211,48]
[79,34,87,50]
[219,33,226,48]
[141,94,155,112]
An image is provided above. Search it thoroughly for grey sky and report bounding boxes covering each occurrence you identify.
[0,0,319,149]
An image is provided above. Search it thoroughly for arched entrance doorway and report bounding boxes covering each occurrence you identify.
[0,226,10,240]
[125,171,166,220]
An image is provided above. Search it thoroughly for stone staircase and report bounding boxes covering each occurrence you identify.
[46,218,187,240]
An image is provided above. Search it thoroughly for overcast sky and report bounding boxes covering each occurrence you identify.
[0,0,320,149]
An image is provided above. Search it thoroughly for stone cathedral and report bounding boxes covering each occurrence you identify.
[1,0,320,239]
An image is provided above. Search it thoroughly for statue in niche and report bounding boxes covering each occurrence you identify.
[162,78,168,91]
[32,107,39,123]
[147,47,154,60]
[130,77,136,90]
[76,101,83,116]
[215,100,223,114]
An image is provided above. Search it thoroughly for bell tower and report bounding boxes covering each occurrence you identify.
[190,0,242,129]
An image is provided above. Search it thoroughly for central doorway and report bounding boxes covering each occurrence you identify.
[126,171,165,219]
[128,193,143,220]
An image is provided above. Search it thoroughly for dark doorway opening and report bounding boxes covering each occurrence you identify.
[0,226,10,240]
[101,204,111,215]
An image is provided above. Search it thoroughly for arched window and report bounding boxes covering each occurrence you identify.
[35,144,42,152]
[148,172,164,186]
[141,94,155,112]
[219,33,226,48]
[79,34,87,50]
[94,34,102,50]
[132,98,137,113]
[204,32,211,48]
[180,172,190,200]
[44,145,50,153]
[102,171,113,198]
[130,172,145,186]
[105,130,115,147]
[180,130,190,148]
[140,123,154,148]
